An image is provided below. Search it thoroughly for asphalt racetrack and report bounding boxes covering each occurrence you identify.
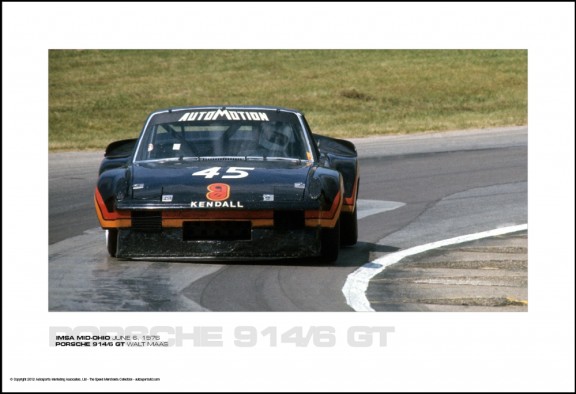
[49,126,527,311]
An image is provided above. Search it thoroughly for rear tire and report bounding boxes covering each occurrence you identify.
[319,219,340,264]
[340,208,358,246]
[106,229,118,257]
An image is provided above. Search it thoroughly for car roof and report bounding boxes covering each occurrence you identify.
[153,105,303,115]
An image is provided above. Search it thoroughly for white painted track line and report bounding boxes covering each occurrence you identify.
[342,224,528,311]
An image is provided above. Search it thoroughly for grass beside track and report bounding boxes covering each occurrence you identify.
[49,50,527,151]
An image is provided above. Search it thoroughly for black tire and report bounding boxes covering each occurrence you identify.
[340,208,358,246]
[106,229,118,257]
[319,219,340,264]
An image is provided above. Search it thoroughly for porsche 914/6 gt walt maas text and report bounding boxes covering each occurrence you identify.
[94,106,359,263]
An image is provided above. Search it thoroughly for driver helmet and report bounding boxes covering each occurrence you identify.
[259,122,292,154]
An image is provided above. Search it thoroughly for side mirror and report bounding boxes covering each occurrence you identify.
[99,138,137,175]
[105,138,137,158]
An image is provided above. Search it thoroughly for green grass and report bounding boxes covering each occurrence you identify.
[49,50,527,151]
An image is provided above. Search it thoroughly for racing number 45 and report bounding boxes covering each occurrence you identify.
[192,167,254,179]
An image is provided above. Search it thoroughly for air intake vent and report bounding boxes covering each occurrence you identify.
[131,211,162,232]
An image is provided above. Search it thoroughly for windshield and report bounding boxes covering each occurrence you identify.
[134,110,313,162]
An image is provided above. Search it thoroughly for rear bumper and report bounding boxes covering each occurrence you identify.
[116,228,322,260]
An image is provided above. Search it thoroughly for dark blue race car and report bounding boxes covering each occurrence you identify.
[94,106,359,263]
